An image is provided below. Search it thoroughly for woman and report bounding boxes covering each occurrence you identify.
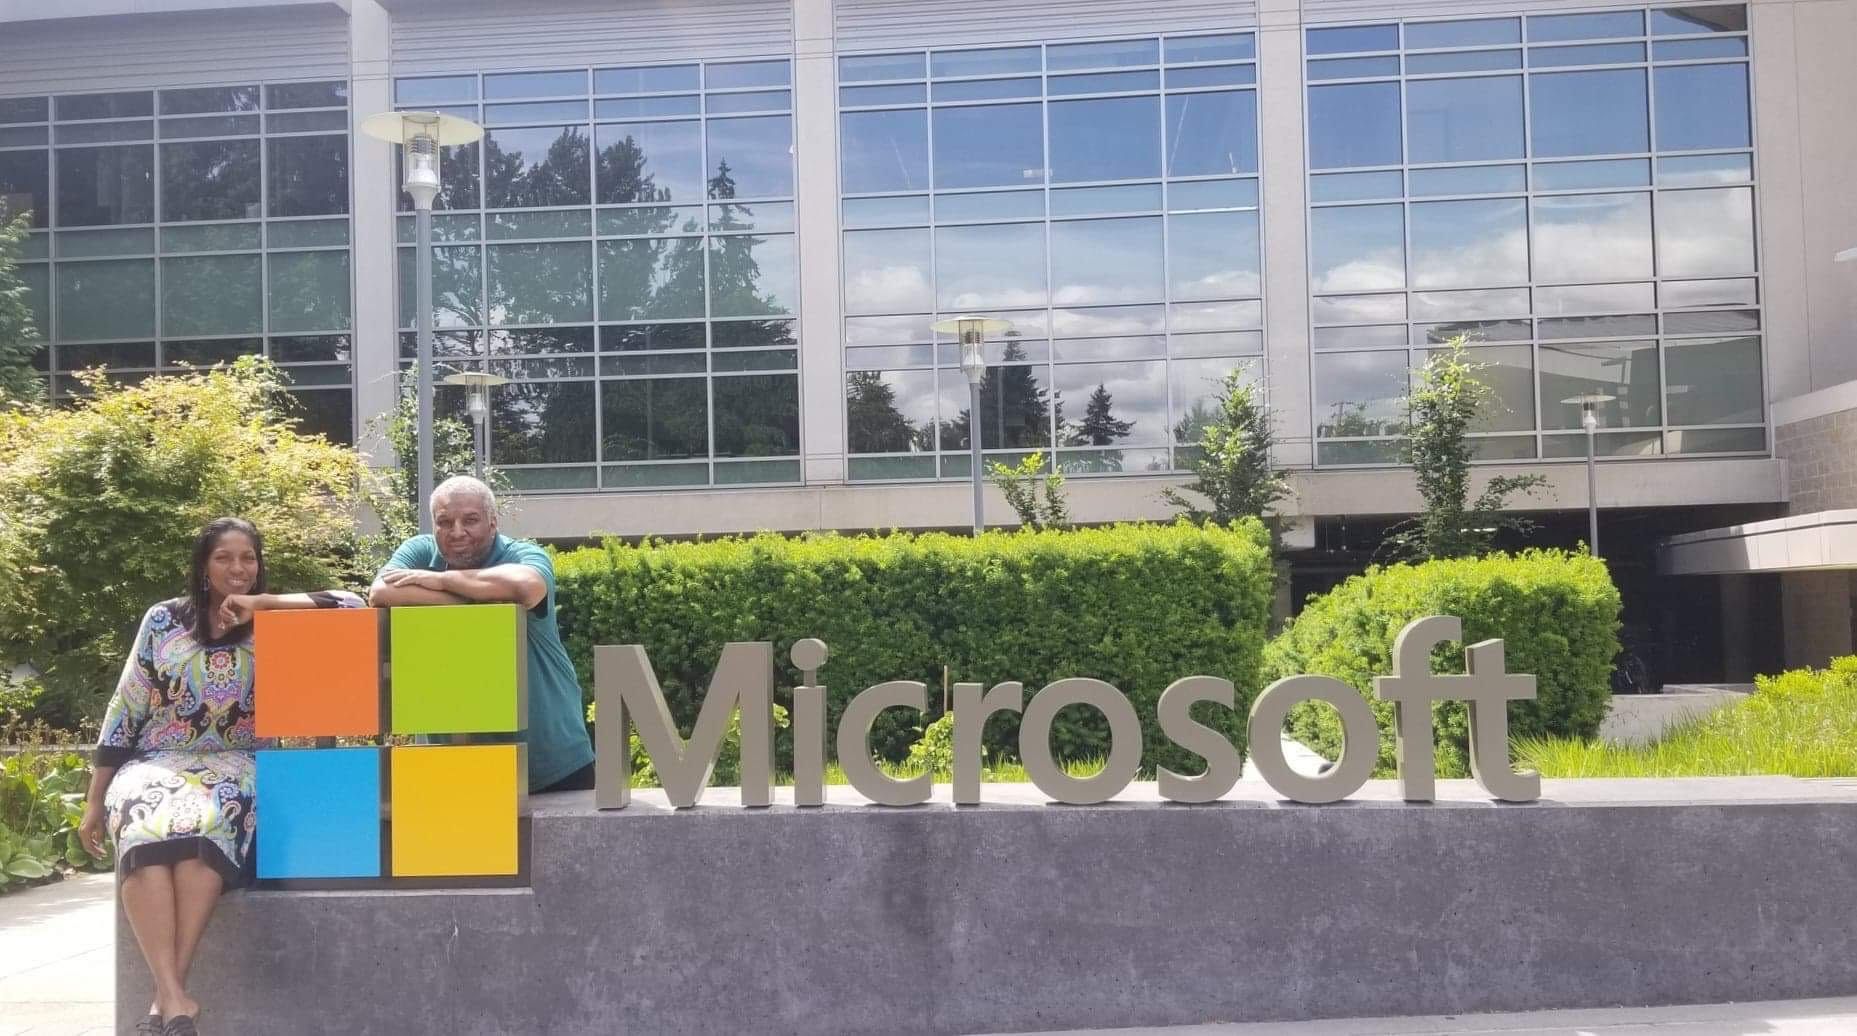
[77,517,361,1035]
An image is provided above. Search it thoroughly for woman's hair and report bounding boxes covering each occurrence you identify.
[186,516,267,643]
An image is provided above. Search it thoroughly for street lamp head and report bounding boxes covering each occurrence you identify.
[441,370,509,421]
[360,111,484,211]
[932,316,1014,386]
[1561,393,1615,433]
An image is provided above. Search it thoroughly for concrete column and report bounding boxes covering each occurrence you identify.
[1780,570,1855,670]
[349,0,398,470]
[1718,574,1753,682]
[1256,0,1313,471]
[792,0,847,485]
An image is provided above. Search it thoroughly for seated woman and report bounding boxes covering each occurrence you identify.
[77,517,362,1036]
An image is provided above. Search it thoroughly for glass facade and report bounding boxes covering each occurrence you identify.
[391,60,800,492]
[1305,4,1762,465]
[0,82,355,443]
[0,2,1774,501]
[836,33,1263,480]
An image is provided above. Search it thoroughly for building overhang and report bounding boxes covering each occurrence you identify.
[491,457,1788,543]
[1659,509,1857,576]
[0,0,346,25]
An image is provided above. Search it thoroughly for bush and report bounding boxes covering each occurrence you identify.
[1263,550,1619,777]
[1516,657,1857,778]
[556,521,1276,774]
[0,360,374,726]
[0,750,111,894]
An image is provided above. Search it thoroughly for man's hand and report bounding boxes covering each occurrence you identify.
[380,569,450,593]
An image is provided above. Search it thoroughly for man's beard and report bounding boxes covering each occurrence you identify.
[442,537,496,570]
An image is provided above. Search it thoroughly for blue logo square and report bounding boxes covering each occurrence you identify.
[256,748,382,879]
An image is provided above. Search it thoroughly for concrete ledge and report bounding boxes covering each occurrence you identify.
[119,778,1857,1034]
[1599,687,1752,746]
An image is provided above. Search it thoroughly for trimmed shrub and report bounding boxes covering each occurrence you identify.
[1263,550,1619,777]
[555,521,1275,774]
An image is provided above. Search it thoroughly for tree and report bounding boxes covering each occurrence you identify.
[985,450,1070,531]
[365,365,506,554]
[0,359,375,726]
[0,210,43,404]
[1383,337,1546,560]
[1164,370,1289,528]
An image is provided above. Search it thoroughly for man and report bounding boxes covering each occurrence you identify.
[369,475,595,793]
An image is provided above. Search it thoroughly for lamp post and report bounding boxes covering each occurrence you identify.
[1561,394,1616,556]
[441,370,509,479]
[931,316,1015,534]
[361,110,483,534]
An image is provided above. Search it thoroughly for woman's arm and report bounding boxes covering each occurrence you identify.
[77,764,116,858]
[85,606,163,855]
[219,589,365,627]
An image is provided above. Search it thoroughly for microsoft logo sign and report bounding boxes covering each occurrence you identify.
[251,605,529,886]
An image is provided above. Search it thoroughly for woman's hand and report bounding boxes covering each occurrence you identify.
[77,802,107,859]
[217,593,264,632]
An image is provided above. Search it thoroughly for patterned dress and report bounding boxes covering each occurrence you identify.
[95,593,358,885]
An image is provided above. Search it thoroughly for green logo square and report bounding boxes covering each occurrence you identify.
[390,604,528,734]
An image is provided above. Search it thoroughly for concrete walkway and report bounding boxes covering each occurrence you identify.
[0,872,112,1036]
[1004,998,1857,1035]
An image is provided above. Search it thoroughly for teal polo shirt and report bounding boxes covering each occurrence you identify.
[382,533,595,790]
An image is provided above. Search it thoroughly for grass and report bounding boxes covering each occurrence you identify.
[1514,658,1857,778]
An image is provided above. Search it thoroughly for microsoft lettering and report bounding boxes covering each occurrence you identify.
[594,615,1541,809]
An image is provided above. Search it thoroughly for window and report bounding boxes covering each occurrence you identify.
[1305,6,1762,463]
[839,33,1262,480]
[5,81,353,438]
[393,59,801,489]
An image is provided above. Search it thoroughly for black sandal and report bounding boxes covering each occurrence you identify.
[135,1014,163,1035]
[164,1014,199,1036]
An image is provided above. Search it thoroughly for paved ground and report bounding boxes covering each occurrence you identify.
[1001,998,1857,1035]
[0,872,112,1036]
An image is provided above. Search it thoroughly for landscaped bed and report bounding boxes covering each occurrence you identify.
[1516,657,1857,778]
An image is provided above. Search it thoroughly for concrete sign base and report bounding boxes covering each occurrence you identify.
[118,778,1857,1035]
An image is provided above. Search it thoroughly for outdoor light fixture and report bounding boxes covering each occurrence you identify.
[1561,394,1616,557]
[931,316,1015,534]
[441,370,510,480]
[361,110,484,533]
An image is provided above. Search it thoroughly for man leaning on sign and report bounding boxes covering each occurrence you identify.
[368,475,596,793]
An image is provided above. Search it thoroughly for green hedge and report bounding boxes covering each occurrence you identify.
[555,521,1276,773]
[1263,550,1620,778]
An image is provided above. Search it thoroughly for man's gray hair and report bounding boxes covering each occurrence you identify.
[431,475,498,516]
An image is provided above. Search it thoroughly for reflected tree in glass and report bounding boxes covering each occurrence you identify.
[846,370,934,453]
[704,161,791,346]
[484,127,589,209]
[942,340,1058,452]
